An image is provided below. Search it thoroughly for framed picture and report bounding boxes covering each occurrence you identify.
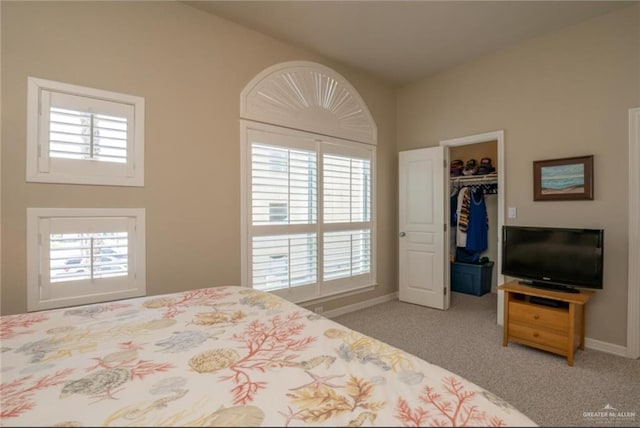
[533,155,594,201]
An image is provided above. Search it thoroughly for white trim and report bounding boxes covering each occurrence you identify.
[440,130,505,324]
[240,120,249,288]
[0,4,3,305]
[585,337,629,358]
[628,107,640,359]
[302,285,375,306]
[320,292,398,318]
[240,61,377,145]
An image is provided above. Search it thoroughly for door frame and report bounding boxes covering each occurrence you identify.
[628,107,640,359]
[440,130,505,325]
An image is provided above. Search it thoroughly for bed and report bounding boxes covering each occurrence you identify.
[1,286,536,426]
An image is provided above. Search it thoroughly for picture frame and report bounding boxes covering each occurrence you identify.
[533,155,594,201]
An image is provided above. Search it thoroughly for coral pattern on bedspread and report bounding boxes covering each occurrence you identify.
[0,286,537,426]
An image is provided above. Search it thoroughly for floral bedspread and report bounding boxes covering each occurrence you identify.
[1,286,537,427]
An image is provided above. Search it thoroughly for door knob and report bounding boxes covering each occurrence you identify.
[399,232,406,237]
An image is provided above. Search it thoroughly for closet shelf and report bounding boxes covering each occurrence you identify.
[450,173,498,184]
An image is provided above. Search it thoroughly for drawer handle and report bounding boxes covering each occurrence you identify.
[533,314,540,320]
[533,332,539,338]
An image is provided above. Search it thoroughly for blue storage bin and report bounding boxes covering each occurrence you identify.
[451,261,494,296]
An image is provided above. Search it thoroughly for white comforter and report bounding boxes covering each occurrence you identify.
[1,286,537,426]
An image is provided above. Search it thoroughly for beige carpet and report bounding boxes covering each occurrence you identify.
[333,291,640,427]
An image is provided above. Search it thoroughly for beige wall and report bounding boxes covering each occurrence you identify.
[398,4,639,346]
[1,1,397,315]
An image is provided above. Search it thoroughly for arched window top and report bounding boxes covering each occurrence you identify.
[240,61,377,145]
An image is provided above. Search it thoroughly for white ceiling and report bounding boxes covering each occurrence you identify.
[186,1,630,86]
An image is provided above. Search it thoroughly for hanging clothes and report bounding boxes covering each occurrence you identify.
[456,187,470,247]
[450,187,459,225]
[466,187,489,253]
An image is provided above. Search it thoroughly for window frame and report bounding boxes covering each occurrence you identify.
[27,208,146,311]
[241,120,377,303]
[26,77,145,187]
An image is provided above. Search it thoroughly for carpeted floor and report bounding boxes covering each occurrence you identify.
[333,291,640,427]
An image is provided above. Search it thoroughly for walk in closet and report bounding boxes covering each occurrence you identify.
[449,141,498,295]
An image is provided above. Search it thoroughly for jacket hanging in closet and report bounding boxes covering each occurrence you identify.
[455,187,470,248]
[452,186,489,259]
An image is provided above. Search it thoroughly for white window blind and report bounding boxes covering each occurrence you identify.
[252,143,317,225]
[49,105,128,164]
[27,77,144,186]
[324,229,371,281]
[243,122,375,303]
[323,154,371,223]
[49,232,129,283]
[322,147,373,287]
[27,208,146,311]
[252,233,317,291]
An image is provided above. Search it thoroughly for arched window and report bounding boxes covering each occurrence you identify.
[240,61,377,303]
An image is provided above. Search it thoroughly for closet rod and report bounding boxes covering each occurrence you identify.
[450,173,498,185]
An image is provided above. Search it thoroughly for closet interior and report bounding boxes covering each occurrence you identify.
[449,140,498,296]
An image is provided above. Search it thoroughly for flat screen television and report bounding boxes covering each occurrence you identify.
[502,225,604,293]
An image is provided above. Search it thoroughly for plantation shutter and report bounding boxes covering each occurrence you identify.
[252,233,317,291]
[38,90,135,176]
[245,123,375,302]
[322,145,373,294]
[323,154,371,224]
[38,216,135,302]
[49,231,129,283]
[248,128,318,298]
[251,143,317,226]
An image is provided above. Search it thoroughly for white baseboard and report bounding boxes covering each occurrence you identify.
[322,292,398,318]
[585,337,628,358]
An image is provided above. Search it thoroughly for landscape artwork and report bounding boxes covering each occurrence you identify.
[533,155,593,201]
[540,163,584,195]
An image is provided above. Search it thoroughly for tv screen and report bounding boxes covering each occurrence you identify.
[502,225,604,291]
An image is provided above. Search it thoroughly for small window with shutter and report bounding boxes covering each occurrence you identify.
[27,208,146,311]
[26,77,144,186]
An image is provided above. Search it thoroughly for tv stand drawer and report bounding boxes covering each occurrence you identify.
[509,301,569,332]
[508,322,568,352]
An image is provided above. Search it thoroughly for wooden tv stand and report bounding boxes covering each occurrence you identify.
[498,280,593,366]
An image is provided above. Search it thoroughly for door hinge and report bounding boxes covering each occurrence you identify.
[444,223,447,232]
[444,287,447,296]
[443,159,447,168]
